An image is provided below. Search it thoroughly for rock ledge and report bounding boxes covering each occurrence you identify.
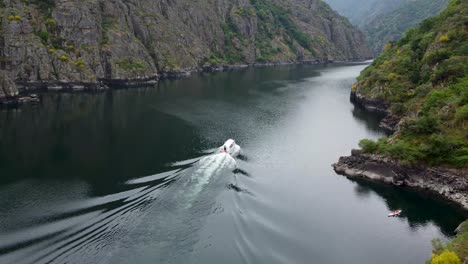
[333,150,468,210]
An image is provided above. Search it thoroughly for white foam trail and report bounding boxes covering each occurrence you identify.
[181,153,236,204]
[125,169,181,185]
[200,148,218,154]
[169,157,203,167]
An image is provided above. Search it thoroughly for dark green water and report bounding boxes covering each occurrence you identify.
[0,63,465,264]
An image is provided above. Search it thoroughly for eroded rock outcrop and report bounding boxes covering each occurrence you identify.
[0,70,18,103]
[333,150,468,210]
[0,0,371,103]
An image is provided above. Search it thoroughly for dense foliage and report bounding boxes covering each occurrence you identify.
[356,0,468,167]
[428,221,468,263]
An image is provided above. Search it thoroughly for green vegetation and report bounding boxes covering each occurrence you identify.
[251,0,314,53]
[208,0,319,65]
[364,0,449,54]
[7,15,21,21]
[219,16,246,64]
[428,221,468,263]
[429,251,461,264]
[38,30,49,44]
[74,58,85,69]
[115,57,148,75]
[325,0,449,54]
[356,0,468,167]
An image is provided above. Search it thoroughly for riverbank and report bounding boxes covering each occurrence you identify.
[334,89,468,211]
[333,150,468,210]
[0,59,364,107]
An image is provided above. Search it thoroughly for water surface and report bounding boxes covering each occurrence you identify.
[0,63,465,264]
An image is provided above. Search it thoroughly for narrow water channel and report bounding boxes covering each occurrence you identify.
[0,63,465,264]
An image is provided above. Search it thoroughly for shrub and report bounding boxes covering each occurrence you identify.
[60,55,68,62]
[387,73,397,79]
[359,139,379,153]
[431,56,468,83]
[38,30,50,44]
[48,48,56,53]
[14,15,21,21]
[383,140,422,164]
[404,115,440,135]
[75,58,85,68]
[452,148,468,166]
[423,90,452,113]
[455,105,468,124]
[390,102,406,115]
[439,35,450,42]
[425,49,452,65]
[47,18,55,27]
[420,134,462,165]
[8,15,15,21]
[429,250,461,264]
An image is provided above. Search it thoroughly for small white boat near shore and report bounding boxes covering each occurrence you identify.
[388,209,402,217]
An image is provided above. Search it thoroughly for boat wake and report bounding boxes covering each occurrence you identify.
[0,142,241,264]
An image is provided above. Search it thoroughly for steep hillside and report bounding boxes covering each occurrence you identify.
[324,0,405,28]
[365,0,449,54]
[353,0,467,167]
[334,0,468,209]
[324,0,449,54]
[0,0,371,102]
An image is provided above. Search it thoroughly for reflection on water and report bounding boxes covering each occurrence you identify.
[348,177,467,236]
[351,105,388,133]
[0,91,203,194]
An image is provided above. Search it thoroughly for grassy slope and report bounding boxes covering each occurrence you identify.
[355,0,468,167]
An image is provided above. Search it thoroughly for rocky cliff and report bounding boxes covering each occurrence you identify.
[333,150,468,210]
[0,0,371,102]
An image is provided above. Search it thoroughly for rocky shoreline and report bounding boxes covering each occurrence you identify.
[336,89,468,211]
[0,59,361,107]
[350,89,401,132]
[333,150,468,210]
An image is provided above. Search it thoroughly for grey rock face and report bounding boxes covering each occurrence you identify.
[0,0,371,100]
[333,152,468,210]
[0,70,18,99]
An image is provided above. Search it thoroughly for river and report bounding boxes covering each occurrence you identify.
[0,63,466,264]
